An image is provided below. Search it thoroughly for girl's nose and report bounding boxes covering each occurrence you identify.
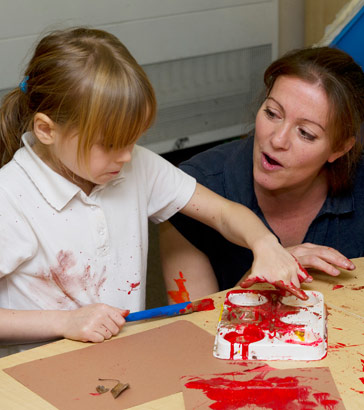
[115,145,134,163]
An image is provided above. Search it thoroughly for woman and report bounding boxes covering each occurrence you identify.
[160,46,364,301]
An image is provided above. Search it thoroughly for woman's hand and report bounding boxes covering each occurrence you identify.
[239,237,311,300]
[286,243,355,276]
[60,304,129,343]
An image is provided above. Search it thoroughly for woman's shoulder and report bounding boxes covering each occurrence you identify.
[180,135,253,176]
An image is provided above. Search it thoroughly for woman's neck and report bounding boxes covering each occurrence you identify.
[255,173,329,217]
[254,175,329,247]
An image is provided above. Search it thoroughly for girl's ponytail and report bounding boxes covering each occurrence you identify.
[0,87,32,166]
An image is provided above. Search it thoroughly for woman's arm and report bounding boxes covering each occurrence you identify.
[180,183,308,299]
[160,221,219,303]
[0,304,129,344]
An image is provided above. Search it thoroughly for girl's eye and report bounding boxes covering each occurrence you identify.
[299,128,316,141]
[263,108,279,119]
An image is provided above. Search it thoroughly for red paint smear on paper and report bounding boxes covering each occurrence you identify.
[89,393,101,396]
[168,271,190,303]
[184,372,340,410]
[332,285,344,290]
[127,281,140,295]
[222,290,322,360]
[332,327,343,330]
[351,285,364,290]
[313,392,341,408]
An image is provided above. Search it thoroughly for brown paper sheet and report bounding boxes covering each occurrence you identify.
[4,320,268,410]
[181,367,346,410]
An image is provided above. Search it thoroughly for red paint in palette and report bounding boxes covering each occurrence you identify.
[184,372,340,410]
[168,271,190,303]
[216,290,326,360]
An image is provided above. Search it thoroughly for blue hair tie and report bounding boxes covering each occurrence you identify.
[19,75,29,93]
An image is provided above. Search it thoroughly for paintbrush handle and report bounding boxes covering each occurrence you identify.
[125,301,191,322]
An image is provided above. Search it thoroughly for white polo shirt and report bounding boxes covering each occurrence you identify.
[0,132,195,332]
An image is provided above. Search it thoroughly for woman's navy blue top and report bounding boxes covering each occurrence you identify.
[169,135,364,290]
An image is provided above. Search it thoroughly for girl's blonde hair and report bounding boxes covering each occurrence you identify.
[0,27,156,166]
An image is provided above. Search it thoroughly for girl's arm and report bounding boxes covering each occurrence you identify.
[0,304,129,344]
[160,221,219,303]
[180,183,309,299]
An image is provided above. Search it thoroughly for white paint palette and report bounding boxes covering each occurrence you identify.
[213,289,327,361]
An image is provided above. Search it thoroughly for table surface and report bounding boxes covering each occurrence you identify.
[1,258,364,409]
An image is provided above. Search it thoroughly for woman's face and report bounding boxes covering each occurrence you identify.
[253,75,344,194]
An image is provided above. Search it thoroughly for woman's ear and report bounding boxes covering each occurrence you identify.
[33,113,57,145]
[328,137,356,163]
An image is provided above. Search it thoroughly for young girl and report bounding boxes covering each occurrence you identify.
[0,27,305,357]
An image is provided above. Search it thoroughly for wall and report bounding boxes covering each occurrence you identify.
[305,0,352,45]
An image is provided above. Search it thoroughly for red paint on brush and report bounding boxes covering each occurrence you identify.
[179,298,215,315]
[184,373,340,410]
[193,298,215,312]
[168,271,190,303]
[332,285,344,290]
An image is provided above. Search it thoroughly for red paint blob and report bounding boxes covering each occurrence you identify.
[168,271,190,303]
[332,285,344,290]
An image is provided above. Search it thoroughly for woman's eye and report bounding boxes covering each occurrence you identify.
[263,108,278,119]
[299,128,316,141]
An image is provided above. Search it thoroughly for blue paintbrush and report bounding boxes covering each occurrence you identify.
[125,298,214,322]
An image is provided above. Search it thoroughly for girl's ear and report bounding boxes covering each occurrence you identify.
[33,113,57,145]
[328,137,356,163]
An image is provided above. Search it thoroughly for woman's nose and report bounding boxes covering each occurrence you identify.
[270,124,291,150]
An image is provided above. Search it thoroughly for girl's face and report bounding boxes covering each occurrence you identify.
[253,75,344,194]
[51,129,134,190]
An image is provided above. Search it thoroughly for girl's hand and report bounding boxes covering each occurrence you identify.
[240,238,311,300]
[60,304,129,343]
[287,243,355,276]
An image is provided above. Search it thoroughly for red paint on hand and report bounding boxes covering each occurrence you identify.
[168,271,190,303]
[240,277,308,300]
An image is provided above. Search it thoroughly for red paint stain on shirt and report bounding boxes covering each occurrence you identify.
[168,271,190,303]
[332,285,344,290]
[127,281,141,295]
[38,251,107,307]
[184,373,340,409]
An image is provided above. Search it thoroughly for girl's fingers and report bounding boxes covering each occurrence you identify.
[239,277,262,288]
[273,280,308,300]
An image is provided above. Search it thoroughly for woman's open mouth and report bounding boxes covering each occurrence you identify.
[262,153,283,170]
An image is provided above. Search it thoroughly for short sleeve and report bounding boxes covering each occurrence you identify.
[133,146,196,223]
